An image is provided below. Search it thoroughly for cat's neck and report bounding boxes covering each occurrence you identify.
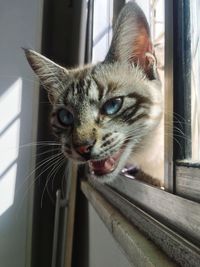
[129,118,164,183]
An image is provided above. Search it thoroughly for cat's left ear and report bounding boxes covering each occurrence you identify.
[105,2,158,80]
[23,48,69,104]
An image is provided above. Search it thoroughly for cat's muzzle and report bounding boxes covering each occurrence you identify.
[88,147,124,176]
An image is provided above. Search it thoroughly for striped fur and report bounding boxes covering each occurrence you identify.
[24,2,164,185]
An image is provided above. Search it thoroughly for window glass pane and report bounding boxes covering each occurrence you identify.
[150,0,164,84]
[191,0,200,160]
[92,0,113,63]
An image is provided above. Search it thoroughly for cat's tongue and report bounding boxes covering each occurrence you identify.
[89,150,121,175]
[90,158,115,175]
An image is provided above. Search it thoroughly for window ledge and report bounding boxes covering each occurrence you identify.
[81,180,176,267]
[83,177,200,267]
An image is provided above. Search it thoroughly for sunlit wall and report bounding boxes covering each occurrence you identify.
[0,0,43,266]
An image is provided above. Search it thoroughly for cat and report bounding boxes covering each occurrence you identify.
[24,2,164,186]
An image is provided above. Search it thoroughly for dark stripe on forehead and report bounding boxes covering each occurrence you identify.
[89,99,99,106]
[92,77,104,100]
[62,79,91,104]
[77,79,85,94]
[106,81,118,94]
[85,78,91,96]
[71,80,83,95]
[78,78,92,96]
[60,82,73,101]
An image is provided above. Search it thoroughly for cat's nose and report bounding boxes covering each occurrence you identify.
[74,139,96,159]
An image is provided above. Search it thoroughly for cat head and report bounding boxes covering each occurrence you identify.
[24,2,162,183]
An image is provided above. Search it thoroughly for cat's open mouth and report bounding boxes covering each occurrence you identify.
[88,148,124,176]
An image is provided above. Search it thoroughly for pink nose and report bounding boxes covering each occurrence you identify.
[74,139,96,158]
[76,145,91,155]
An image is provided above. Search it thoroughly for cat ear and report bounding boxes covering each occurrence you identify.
[23,48,69,103]
[105,2,157,80]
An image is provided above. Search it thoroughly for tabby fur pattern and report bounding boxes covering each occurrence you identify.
[24,2,164,185]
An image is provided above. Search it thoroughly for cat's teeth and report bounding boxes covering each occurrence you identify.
[88,162,94,174]
[88,161,92,168]
[105,157,115,171]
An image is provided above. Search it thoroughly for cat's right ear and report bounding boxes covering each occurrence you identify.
[23,48,69,104]
[104,2,157,80]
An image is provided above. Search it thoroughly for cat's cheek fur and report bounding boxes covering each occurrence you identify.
[129,118,164,184]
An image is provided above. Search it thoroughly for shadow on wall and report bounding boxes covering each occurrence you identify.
[0,65,39,218]
[0,78,22,216]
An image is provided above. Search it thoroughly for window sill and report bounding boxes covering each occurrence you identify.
[81,180,176,267]
[82,176,200,267]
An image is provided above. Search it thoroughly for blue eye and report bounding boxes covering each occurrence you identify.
[102,97,123,115]
[57,108,74,126]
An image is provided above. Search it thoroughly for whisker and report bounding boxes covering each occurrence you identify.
[25,154,63,206]
[40,155,65,207]
[51,158,67,192]
[36,147,61,158]
[61,169,67,198]
[19,141,61,148]
[3,142,61,158]
[51,157,66,195]
[16,152,63,218]
[17,152,63,196]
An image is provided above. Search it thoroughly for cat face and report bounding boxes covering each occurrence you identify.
[24,2,162,183]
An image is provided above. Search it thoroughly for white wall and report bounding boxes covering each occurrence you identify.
[0,0,43,266]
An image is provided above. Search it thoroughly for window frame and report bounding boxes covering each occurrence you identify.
[176,161,200,202]
[171,0,200,199]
